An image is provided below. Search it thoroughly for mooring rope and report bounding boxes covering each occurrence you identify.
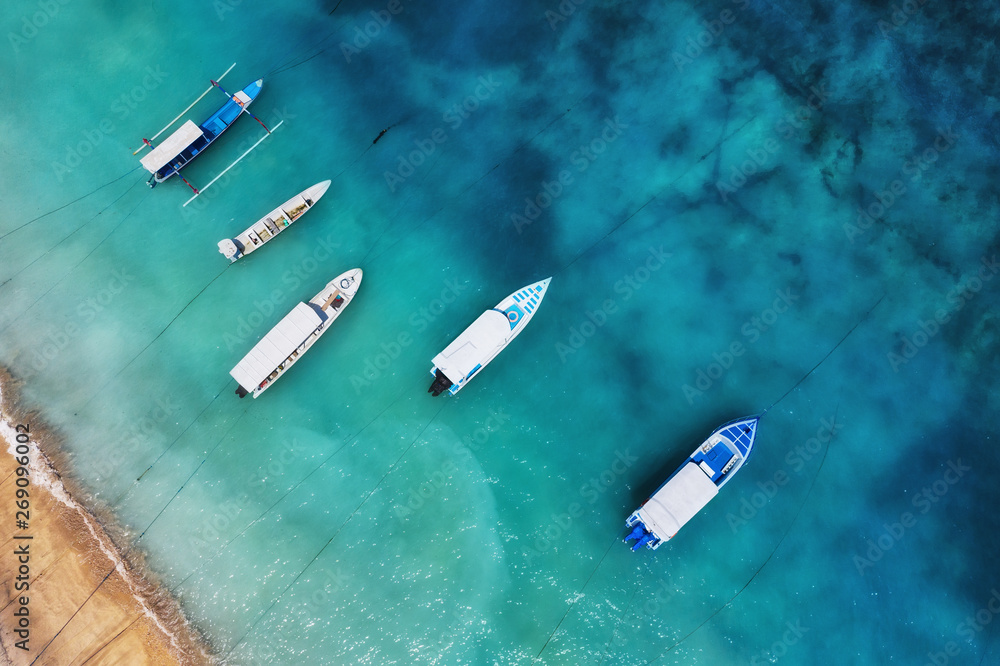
[0,167,141,243]
[223,398,450,657]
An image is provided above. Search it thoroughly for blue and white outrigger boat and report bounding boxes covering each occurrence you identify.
[134,65,282,206]
[428,278,551,396]
[625,417,759,550]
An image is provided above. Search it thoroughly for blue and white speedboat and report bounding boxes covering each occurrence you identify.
[428,278,551,396]
[140,79,263,186]
[625,416,759,550]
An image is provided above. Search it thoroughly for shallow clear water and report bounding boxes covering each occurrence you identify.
[2,0,999,663]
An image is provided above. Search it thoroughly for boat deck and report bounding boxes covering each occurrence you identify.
[691,441,737,483]
[716,420,757,457]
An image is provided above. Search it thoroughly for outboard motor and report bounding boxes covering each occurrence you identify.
[624,524,647,544]
[428,369,454,397]
[218,238,241,261]
[235,385,248,398]
[632,533,655,551]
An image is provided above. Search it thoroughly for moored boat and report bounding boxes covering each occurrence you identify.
[625,416,759,550]
[428,278,551,396]
[140,79,263,186]
[218,180,332,262]
[231,269,362,398]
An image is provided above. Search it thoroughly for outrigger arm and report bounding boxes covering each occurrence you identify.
[211,79,273,134]
[132,62,237,155]
[182,120,284,207]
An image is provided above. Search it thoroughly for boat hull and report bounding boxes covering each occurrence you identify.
[218,180,332,261]
[230,268,362,398]
[428,278,551,396]
[625,416,759,550]
[149,79,263,183]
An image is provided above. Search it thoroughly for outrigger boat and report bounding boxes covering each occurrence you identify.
[625,417,759,550]
[134,65,283,206]
[428,278,551,396]
[218,181,332,262]
[139,79,262,187]
[230,269,362,398]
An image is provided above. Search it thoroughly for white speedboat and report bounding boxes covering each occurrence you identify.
[428,278,551,396]
[231,269,362,398]
[625,417,759,550]
[218,180,331,261]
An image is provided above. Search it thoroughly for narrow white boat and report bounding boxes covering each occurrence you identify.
[625,417,759,550]
[428,278,551,396]
[218,180,332,261]
[231,269,362,398]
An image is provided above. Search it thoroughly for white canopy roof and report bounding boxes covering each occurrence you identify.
[230,303,323,389]
[432,310,510,383]
[140,120,203,173]
[638,463,719,540]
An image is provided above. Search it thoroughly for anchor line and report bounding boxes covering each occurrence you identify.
[29,568,116,665]
[79,615,143,665]
[110,375,234,509]
[77,262,230,413]
[554,115,757,279]
[0,166,141,242]
[132,404,253,545]
[169,375,429,594]
[532,535,620,663]
[598,582,642,666]
[760,293,886,418]
[644,404,839,665]
[262,7,352,79]
[0,180,147,331]
[224,398,450,657]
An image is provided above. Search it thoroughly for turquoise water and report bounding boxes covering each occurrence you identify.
[2,0,999,663]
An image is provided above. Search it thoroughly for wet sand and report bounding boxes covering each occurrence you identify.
[0,376,212,665]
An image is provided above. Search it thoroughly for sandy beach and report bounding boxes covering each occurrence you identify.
[0,374,212,665]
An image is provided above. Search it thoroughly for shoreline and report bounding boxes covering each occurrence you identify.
[0,370,214,664]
